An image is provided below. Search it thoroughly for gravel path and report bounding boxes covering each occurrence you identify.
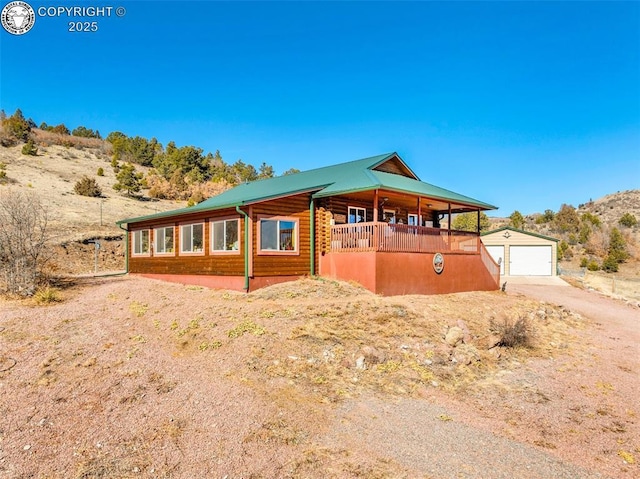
[322,280,639,479]
[326,396,606,479]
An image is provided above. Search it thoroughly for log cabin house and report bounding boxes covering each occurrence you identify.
[116,152,500,295]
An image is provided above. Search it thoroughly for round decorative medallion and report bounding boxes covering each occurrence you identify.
[433,252,444,274]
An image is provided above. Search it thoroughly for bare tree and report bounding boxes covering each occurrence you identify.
[0,189,52,295]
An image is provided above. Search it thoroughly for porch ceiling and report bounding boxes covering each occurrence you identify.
[340,189,482,213]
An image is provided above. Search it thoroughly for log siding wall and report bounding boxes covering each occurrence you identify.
[128,207,246,276]
[127,195,315,279]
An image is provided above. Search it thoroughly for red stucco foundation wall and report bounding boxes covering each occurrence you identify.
[319,252,498,295]
[375,252,498,295]
[318,251,377,292]
[135,274,303,292]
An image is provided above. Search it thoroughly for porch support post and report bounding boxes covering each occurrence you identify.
[417,197,422,226]
[448,203,452,237]
[373,190,379,251]
[476,209,481,252]
[310,197,315,276]
[373,189,379,223]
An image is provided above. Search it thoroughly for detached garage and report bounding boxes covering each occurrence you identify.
[481,227,559,277]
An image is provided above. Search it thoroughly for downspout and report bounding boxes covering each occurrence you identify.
[309,197,315,276]
[117,223,129,273]
[235,206,250,292]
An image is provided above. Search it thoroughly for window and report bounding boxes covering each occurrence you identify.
[154,226,174,254]
[408,214,419,226]
[132,229,150,256]
[259,217,298,253]
[348,206,366,223]
[180,223,204,253]
[211,219,239,252]
[383,209,396,224]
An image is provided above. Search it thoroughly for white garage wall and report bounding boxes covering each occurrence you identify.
[481,228,558,277]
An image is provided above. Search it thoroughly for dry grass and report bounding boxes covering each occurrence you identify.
[0,276,636,478]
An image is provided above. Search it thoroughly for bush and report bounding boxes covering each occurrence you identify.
[490,316,533,348]
[587,260,600,271]
[21,139,38,156]
[619,212,637,228]
[0,190,52,296]
[579,257,588,268]
[74,176,102,197]
[34,286,62,304]
[96,167,104,176]
[601,255,619,273]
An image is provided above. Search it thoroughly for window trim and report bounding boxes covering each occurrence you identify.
[348,205,367,224]
[408,214,419,226]
[153,225,175,256]
[257,215,300,256]
[132,229,151,257]
[383,208,396,224]
[179,222,205,255]
[210,217,241,255]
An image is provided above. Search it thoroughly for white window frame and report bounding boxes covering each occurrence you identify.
[180,222,205,255]
[154,225,175,256]
[132,229,150,256]
[258,216,299,255]
[210,218,240,254]
[408,214,419,226]
[383,208,396,224]
[348,206,366,224]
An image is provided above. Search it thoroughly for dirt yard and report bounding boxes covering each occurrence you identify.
[0,276,638,478]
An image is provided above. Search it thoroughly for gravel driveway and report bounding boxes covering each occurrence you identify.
[325,279,639,479]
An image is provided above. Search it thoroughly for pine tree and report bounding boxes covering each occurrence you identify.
[509,210,525,230]
[602,227,628,272]
[113,163,143,197]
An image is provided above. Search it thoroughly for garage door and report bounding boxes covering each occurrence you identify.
[485,245,505,275]
[510,245,552,276]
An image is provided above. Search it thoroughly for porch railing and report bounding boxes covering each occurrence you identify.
[479,242,501,286]
[329,222,480,254]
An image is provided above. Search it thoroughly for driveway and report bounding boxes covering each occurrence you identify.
[507,279,640,338]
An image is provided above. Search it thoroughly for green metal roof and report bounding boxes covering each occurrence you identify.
[117,152,497,226]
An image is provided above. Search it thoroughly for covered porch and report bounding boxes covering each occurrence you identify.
[314,188,500,295]
[329,222,480,253]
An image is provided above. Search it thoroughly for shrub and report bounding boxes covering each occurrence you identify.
[34,286,62,304]
[601,255,619,273]
[579,257,588,268]
[0,162,6,179]
[74,176,102,197]
[96,167,104,176]
[619,212,637,228]
[587,260,600,271]
[21,139,38,156]
[490,316,533,348]
[0,190,52,296]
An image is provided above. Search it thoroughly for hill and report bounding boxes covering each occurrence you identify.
[0,135,183,274]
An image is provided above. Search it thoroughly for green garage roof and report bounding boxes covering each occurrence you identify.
[117,152,497,226]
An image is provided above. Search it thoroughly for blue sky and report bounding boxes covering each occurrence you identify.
[1,1,638,216]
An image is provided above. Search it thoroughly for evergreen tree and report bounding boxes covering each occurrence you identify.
[508,210,525,230]
[258,162,275,179]
[451,212,491,232]
[113,163,143,197]
[553,204,580,234]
